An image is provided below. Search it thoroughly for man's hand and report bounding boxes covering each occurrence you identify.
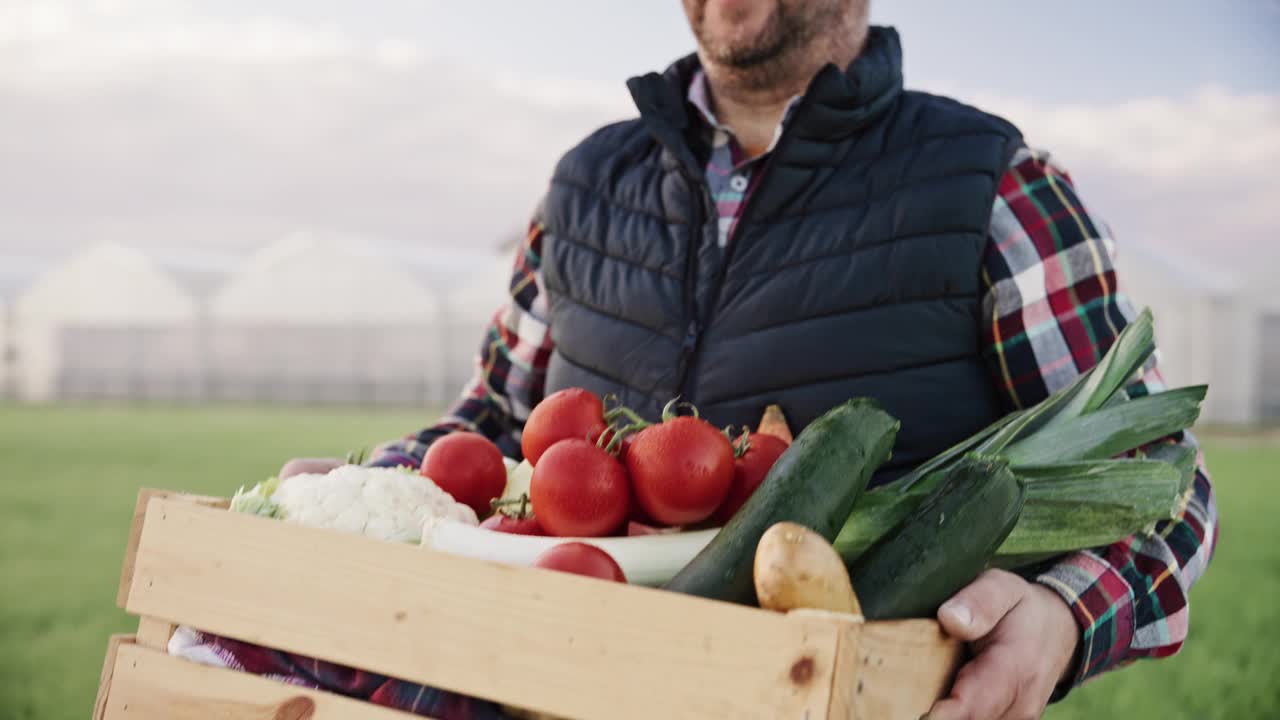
[926,569,1079,720]
[278,457,344,479]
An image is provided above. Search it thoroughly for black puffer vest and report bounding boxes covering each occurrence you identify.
[540,27,1022,480]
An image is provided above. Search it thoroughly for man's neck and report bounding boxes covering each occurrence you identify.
[700,25,867,157]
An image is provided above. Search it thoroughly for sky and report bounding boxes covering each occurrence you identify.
[1,0,1277,290]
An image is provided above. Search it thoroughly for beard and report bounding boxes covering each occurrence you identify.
[688,0,846,70]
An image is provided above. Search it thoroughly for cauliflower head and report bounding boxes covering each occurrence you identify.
[231,465,478,543]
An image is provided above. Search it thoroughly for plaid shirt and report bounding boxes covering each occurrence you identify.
[984,148,1218,692]
[202,75,1217,715]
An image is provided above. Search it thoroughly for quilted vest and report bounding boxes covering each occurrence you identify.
[540,27,1022,479]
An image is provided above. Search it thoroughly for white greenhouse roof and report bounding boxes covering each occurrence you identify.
[0,252,61,302]
[134,245,246,299]
[356,237,511,291]
[210,233,449,325]
[14,241,210,323]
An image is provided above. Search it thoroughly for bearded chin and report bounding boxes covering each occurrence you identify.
[695,5,804,71]
[711,36,788,68]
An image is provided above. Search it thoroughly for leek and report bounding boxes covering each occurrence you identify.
[837,307,1206,570]
[835,458,1186,564]
[1003,385,1207,465]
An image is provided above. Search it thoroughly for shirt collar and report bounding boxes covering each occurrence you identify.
[686,69,803,156]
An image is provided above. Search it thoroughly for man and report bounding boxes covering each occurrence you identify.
[284,2,1218,717]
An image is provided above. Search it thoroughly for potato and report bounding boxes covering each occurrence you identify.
[754,521,861,615]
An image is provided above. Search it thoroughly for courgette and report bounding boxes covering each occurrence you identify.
[664,398,898,605]
[835,457,1187,567]
[848,455,1024,620]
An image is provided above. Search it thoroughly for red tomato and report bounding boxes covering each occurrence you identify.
[599,429,652,524]
[480,512,545,536]
[626,417,735,526]
[711,433,789,524]
[529,439,630,537]
[521,388,608,466]
[420,433,508,517]
[625,483,657,525]
[531,542,626,582]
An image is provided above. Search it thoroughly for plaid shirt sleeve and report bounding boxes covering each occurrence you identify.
[982,147,1220,692]
[369,216,555,467]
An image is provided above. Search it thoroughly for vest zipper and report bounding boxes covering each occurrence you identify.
[691,95,809,382]
[675,180,707,398]
[673,92,810,403]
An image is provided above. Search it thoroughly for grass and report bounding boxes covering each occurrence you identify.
[0,404,1276,719]
[1046,433,1280,720]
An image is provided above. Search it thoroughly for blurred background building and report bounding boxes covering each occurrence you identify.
[1119,245,1272,425]
[2,236,510,409]
[0,234,1273,424]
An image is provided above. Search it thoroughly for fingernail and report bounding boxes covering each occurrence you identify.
[940,600,971,627]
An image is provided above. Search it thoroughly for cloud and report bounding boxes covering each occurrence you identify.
[0,1,359,76]
[0,0,632,256]
[956,86,1279,287]
[975,87,1279,182]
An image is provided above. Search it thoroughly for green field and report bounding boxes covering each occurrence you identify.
[0,405,1276,719]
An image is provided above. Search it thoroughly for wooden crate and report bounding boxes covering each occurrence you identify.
[95,488,962,720]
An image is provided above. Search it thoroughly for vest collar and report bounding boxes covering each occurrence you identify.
[627,25,905,174]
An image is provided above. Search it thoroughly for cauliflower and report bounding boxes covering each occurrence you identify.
[230,465,478,543]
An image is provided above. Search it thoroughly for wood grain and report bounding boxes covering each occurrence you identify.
[848,619,962,720]
[125,497,842,720]
[784,610,867,720]
[135,616,176,651]
[102,643,422,720]
[93,634,134,720]
[117,489,228,608]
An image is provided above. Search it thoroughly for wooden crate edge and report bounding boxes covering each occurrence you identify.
[103,643,428,720]
[124,496,845,720]
[115,491,960,719]
[783,611,962,719]
[786,609,865,720]
[93,634,135,720]
[135,616,176,651]
[849,619,963,719]
[117,489,228,609]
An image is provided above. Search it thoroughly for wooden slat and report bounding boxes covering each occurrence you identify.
[847,619,962,720]
[126,498,841,720]
[785,610,867,720]
[117,489,228,608]
[103,643,423,720]
[136,616,176,651]
[93,634,134,720]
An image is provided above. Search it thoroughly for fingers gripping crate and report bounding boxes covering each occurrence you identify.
[95,489,963,720]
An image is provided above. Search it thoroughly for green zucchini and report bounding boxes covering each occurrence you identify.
[837,457,1187,570]
[664,398,898,605]
[849,455,1024,620]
